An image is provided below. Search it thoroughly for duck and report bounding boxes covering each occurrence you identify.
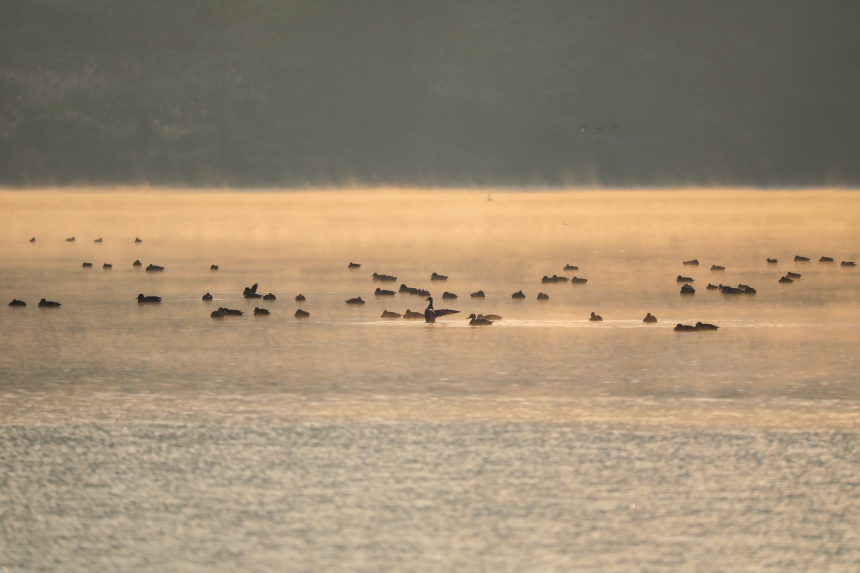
[563,264,579,271]
[710,265,725,271]
[414,289,431,297]
[403,309,425,320]
[133,260,142,267]
[720,285,744,295]
[145,264,164,272]
[478,314,502,321]
[677,275,694,282]
[680,284,695,294]
[29,237,35,243]
[346,297,366,305]
[202,293,213,301]
[471,290,486,298]
[819,257,834,263]
[589,312,602,321]
[295,309,310,318]
[254,307,269,316]
[134,237,143,243]
[219,307,243,316]
[348,262,362,268]
[82,262,93,268]
[8,299,26,307]
[842,261,857,267]
[293,294,304,301]
[706,283,719,290]
[430,272,448,281]
[136,294,162,303]
[243,284,262,299]
[766,258,778,263]
[511,290,526,299]
[424,296,460,323]
[794,255,809,261]
[786,271,801,279]
[372,273,397,282]
[442,292,458,299]
[467,313,493,326]
[381,310,402,319]
[541,275,568,283]
[211,309,225,318]
[742,286,757,295]
[263,293,277,300]
[94,238,103,243]
[65,237,75,242]
[682,259,699,266]
[38,299,61,307]
[695,322,719,331]
[674,323,697,332]
[643,313,657,323]
[210,265,219,270]
[778,276,793,283]
[375,288,396,296]
[537,292,549,300]
[570,277,588,284]
[103,263,112,269]
[399,284,413,293]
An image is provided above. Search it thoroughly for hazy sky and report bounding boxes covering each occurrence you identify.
[1,0,859,188]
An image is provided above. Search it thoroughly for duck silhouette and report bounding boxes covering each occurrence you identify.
[695,322,719,331]
[842,261,857,267]
[424,296,460,323]
[94,238,103,243]
[570,277,588,284]
[677,275,694,282]
[786,272,801,279]
[819,257,834,263]
[219,307,243,316]
[145,264,164,272]
[294,294,305,301]
[537,293,549,300]
[348,262,361,268]
[295,309,310,318]
[430,272,448,281]
[381,310,402,319]
[682,259,699,266]
[29,237,35,243]
[211,309,225,318]
[403,309,425,320]
[643,313,657,323]
[442,292,458,299]
[563,264,579,271]
[710,265,725,271]
[470,290,486,298]
[8,299,26,307]
[38,299,61,308]
[680,284,695,294]
[467,313,493,326]
[511,290,526,299]
[254,307,269,315]
[136,294,161,303]
[82,262,93,268]
[103,263,112,269]
[210,265,219,270]
[243,284,262,299]
[346,297,366,305]
[779,276,794,283]
[133,260,142,267]
[66,237,75,242]
[589,312,602,321]
[263,293,277,300]
[375,288,396,296]
[202,293,213,301]
[135,237,143,243]
[372,273,397,282]
[766,258,778,263]
[794,255,809,262]
[674,323,697,332]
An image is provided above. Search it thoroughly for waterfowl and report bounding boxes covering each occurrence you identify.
[243,284,262,298]
[537,292,549,300]
[136,294,162,303]
[643,313,657,323]
[66,237,75,242]
[467,313,493,326]
[375,288,396,296]
[295,309,310,318]
[210,265,219,270]
[563,264,579,271]
[348,262,361,268]
[82,262,93,268]
[589,312,602,321]
[820,257,834,263]
[294,294,305,301]
[381,310,402,319]
[720,285,744,295]
[202,293,213,301]
[710,265,725,271]
[145,264,164,272]
[511,290,526,299]
[135,237,143,243]
[94,238,103,243]
[424,296,460,323]
[8,299,26,307]
[706,283,719,290]
[346,297,366,305]
[263,293,277,300]
[103,263,112,269]
[794,255,809,262]
[541,275,568,283]
[399,284,413,293]
[38,299,61,307]
[674,323,697,332]
[133,260,142,267]
[842,261,857,267]
[430,273,448,281]
[766,258,778,263]
[372,273,397,282]
[680,284,695,294]
[570,277,588,284]
[478,314,502,321]
[211,309,225,318]
[695,322,719,331]
[471,290,486,298]
[682,259,699,266]
[442,292,457,299]
[254,307,269,315]
[779,276,793,283]
[414,289,431,297]
[786,272,801,279]
[677,275,694,282]
[29,237,35,243]
[219,307,243,316]
[742,286,757,294]
[403,309,425,320]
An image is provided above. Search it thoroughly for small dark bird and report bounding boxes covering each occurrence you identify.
[442,292,458,299]
[135,237,143,243]
[766,258,778,263]
[211,309,225,318]
[842,261,857,267]
[695,322,719,331]
[263,293,277,300]
[375,288,396,296]
[511,290,526,299]
[674,323,697,332]
[710,265,725,271]
[414,289,431,297]
[94,238,103,243]
[210,265,219,270]
[677,275,694,282]
[254,307,269,315]
[563,264,579,271]
[295,309,310,318]
[146,264,164,272]
[8,299,26,307]
[683,259,699,266]
[243,284,262,299]
[779,276,794,283]
[82,262,93,268]
[794,255,809,262]
[294,294,305,301]
[467,313,493,326]
[542,275,568,283]
[346,297,366,305]
[743,286,757,295]
[720,285,744,295]
[136,294,161,304]
[29,237,35,243]
[38,299,61,307]
[478,314,502,321]
[430,272,448,281]
[403,309,425,320]
[348,262,361,268]
[133,260,142,267]
[202,293,213,301]
[537,293,549,300]
[471,290,486,298]
[680,284,695,294]
[706,283,719,290]
[786,272,801,279]
[219,307,243,316]
[381,310,402,319]
[66,237,75,242]
[819,257,834,263]
[103,263,112,269]
[372,273,397,282]
[424,296,460,323]
[589,312,602,321]
[570,277,588,284]
[643,313,657,323]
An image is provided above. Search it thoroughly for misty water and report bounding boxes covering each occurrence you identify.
[2,189,859,572]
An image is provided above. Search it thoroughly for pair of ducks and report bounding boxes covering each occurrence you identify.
[674,322,719,332]
[8,299,61,307]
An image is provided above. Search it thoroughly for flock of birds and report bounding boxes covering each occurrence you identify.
[8,237,857,331]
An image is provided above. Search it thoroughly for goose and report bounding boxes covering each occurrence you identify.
[295,309,310,318]
[346,297,366,305]
[29,237,35,243]
[263,293,277,300]
[511,290,526,299]
[134,237,142,243]
[381,310,402,319]
[794,255,809,261]
[38,299,61,307]
[372,273,397,282]
[442,292,457,299]
[254,307,269,315]
[94,238,103,243]
[563,264,579,271]
[779,276,793,283]
[467,313,493,326]
[103,263,112,269]
[403,309,425,320]
[82,262,93,268]
[66,237,75,242]
[786,272,801,279]
[145,264,164,272]
[478,314,502,321]
[348,262,362,268]
[766,258,778,263]
[210,265,219,270]
[842,261,857,267]
[202,293,213,301]
[133,260,142,267]
[710,265,725,271]
[294,294,305,301]
[8,299,26,307]
[682,259,699,266]
[674,323,697,332]
[819,257,834,263]
[375,288,396,296]
[570,277,588,284]
[537,292,549,300]
[643,313,657,323]
[706,283,719,290]
[695,322,719,331]
[677,275,694,282]
[136,294,162,304]
[243,284,262,299]
[219,307,243,316]
[430,272,448,281]
[424,296,460,323]
[471,290,486,298]
[589,312,602,321]
[680,284,695,294]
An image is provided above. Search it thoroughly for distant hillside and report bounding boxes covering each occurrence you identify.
[2,0,859,187]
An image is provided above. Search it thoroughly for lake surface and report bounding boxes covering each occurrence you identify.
[1,189,859,571]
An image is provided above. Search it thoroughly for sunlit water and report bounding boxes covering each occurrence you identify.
[1,189,859,571]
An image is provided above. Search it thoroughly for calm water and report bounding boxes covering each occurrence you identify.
[1,189,859,571]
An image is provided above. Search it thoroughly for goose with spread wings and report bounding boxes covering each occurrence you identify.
[424,296,460,323]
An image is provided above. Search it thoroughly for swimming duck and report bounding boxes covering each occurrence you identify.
[674,323,697,332]
[794,255,809,261]
[8,299,26,307]
[467,313,493,326]
[478,314,502,321]
[643,313,657,323]
[294,294,305,301]
[399,284,413,293]
[563,264,579,271]
[263,293,277,300]
[29,237,35,243]
[219,307,243,316]
[570,277,588,284]
[511,290,526,299]
[537,292,549,300]
[295,309,310,318]
[381,310,402,319]
[375,288,396,296]
[66,237,75,242]
[211,309,225,318]
[133,260,142,267]
[766,258,778,263]
[348,262,362,268]
[82,262,93,268]
[243,284,262,298]
[471,290,486,298]
[415,289,431,297]
[145,264,164,272]
[135,237,143,243]
[38,299,61,307]
[254,307,269,315]
[706,283,719,290]
[403,309,425,320]
[842,261,857,267]
[682,259,699,266]
[589,312,602,321]
[202,293,213,301]
[442,292,457,299]
[720,285,744,294]
[103,263,112,269]
[541,275,568,283]
[346,297,366,305]
[680,284,695,294]
[786,272,801,279]
[695,322,719,331]
[430,273,448,281]
[372,273,397,282]
[424,296,460,323]
[94,238,103,243]
[742,286,757,295]
[710,265,725,271]
[677,275,694,282]
[210,265,219,270]
[136,294,162,303]
[819,257,834,263]
[778,276,793,283]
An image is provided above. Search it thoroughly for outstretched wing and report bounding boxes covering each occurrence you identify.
[251,283,258,294]
[434,309,460,317]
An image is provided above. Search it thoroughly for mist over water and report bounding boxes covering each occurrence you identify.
[2,189,860,571]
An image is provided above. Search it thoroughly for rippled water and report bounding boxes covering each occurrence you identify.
[1,189,859,571]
